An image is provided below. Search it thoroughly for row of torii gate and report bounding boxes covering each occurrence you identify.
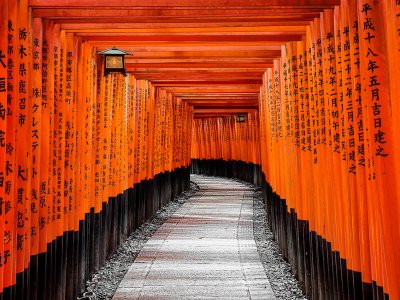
[0,0,399,299]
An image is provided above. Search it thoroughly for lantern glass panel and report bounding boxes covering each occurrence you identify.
[106,56,123,69]
[236,114,246,123]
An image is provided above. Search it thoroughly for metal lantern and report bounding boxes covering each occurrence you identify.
[97,47,131,76]
[236,114,247,123]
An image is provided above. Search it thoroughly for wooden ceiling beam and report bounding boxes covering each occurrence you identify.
[93,41,284,47]
[133,71,264,74]
[193,104,258,108]
[133,74,263,80]
[163,84,259,90]
[152,81,262,86]
[96,44,282,52]
[183,96,259,99]
[134,58,274,64]
[63,25,307,33]
[78,34,303,42]
[113,50,282,58]
[185,100,258,103]
[165,88,260,92]
[193,108,258,113]
[60,20,311,29]
[152,80,262,85]
[190,105,259,109]
[170,90,258,98]
[126,63,272,69]
[161,84,260,89]
[186,98,258,100]
[128,68,267,73]
[50,17,316,25]
[29,0,340,7]
[173,93,260,101]
[189,101,257,104]
[193,114,240,118]
[33,8,324,19]
[189,103,258,106]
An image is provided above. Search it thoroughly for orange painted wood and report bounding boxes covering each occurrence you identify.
[4,0,399,298]
[0,0,7,292]
[59,20,312,29]
[28,0,340,8]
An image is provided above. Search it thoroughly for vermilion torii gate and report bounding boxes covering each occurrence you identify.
[0,0,399,299]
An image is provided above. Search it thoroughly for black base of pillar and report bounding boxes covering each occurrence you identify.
[190,158,262,186]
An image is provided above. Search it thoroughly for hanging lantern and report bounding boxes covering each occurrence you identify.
[236,114,247,123]
[97,47,131,76]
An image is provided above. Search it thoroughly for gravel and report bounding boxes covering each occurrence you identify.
[253,188,307,300]
[77,181,200,300]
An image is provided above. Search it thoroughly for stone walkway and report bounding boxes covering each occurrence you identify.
[113,175,275,299]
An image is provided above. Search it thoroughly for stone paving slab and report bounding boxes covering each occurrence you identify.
[113,175,275,299]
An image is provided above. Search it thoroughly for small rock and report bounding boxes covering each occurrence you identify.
[253,186,307,300]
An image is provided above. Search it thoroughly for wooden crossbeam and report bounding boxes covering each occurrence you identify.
[60,20,312,29]
[64,25,307,33]
[29,0,339,7]
[33,8,324,18]
[194,108,258,113]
